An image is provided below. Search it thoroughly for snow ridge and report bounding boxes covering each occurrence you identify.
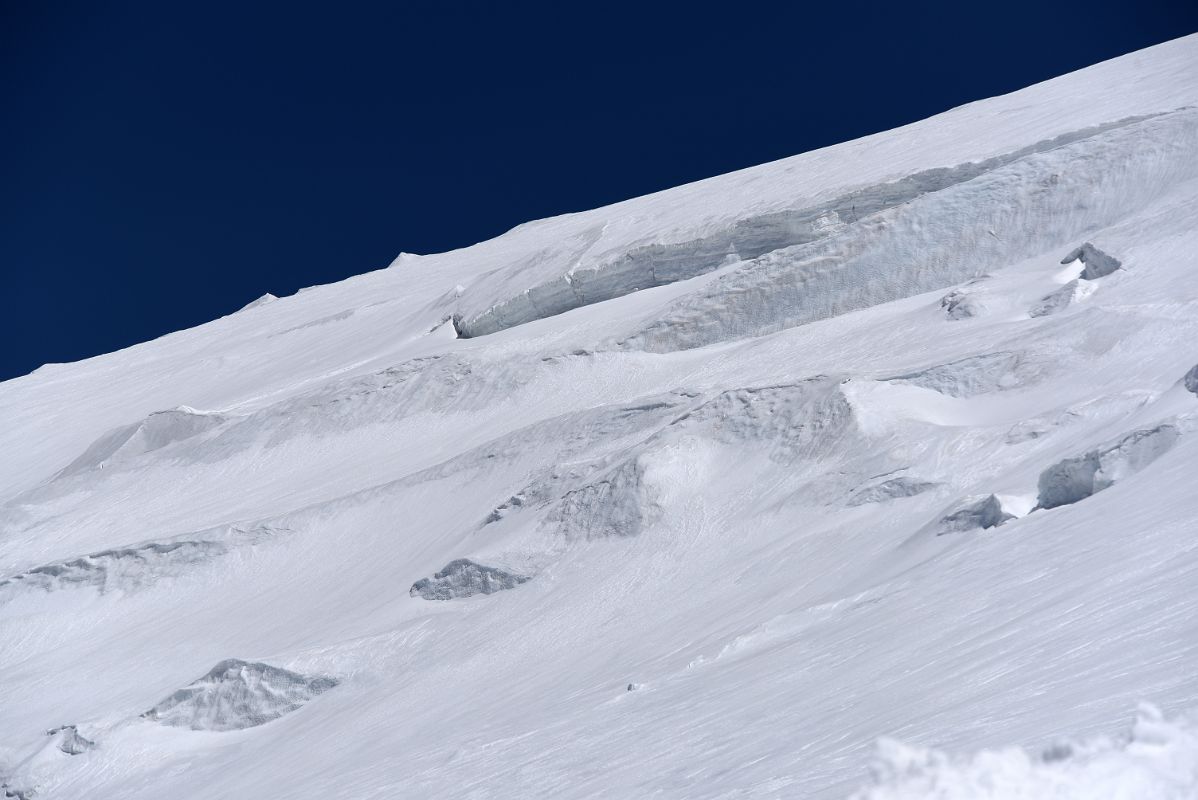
[2,34,1198,800]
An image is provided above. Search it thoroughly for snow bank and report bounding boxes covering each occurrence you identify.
[542,379,855,539]
[0,539,228,603]
[143,659,337,731]
[849,704,1198,800]
[0,527,270,606]
[410,559,529,600]
[1061,241,1122,280]
[552,458,658,540]
[681,380,855,460]
[939,289,984,321]
[1037,423,1180,509]
[1029,280,1089,318]
[44,726,93,756]
[935,495,1014,535]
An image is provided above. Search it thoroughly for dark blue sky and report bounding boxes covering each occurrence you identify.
[3,1,1195,381]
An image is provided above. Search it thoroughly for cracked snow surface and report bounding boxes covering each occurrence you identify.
[2,35,1198,800]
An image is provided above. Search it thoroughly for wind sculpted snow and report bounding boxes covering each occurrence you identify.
[2,34,1198,800]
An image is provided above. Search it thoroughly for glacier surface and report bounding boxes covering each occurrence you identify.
[2,34,1198,800]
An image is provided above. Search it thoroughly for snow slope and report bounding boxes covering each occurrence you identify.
[2,34,1198,800]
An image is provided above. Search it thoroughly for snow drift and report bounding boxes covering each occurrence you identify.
[2,34,1198,800]
[850,704,1198,800]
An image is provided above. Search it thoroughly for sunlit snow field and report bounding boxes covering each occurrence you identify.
[2,34,1198,799]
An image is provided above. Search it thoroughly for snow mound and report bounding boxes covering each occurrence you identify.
[681,380,855,461]
[849,704,1198,800]
[472,380,853,541]
[142,659,337,731]
[45,726,94,756]
[939,289,983,321]
[1029,279,1086,318]
[552,458,658,540]
[936,495,1015,535]
[1061,241,1122,280]
[1037,423,1180,509]
[410,559,529,600]
[848,477,939,507]
[543,379,854,538]
[440,396,697,524]
[57,407,226,478]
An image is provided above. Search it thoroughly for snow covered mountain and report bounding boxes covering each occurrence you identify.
[3,34,1198,800]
